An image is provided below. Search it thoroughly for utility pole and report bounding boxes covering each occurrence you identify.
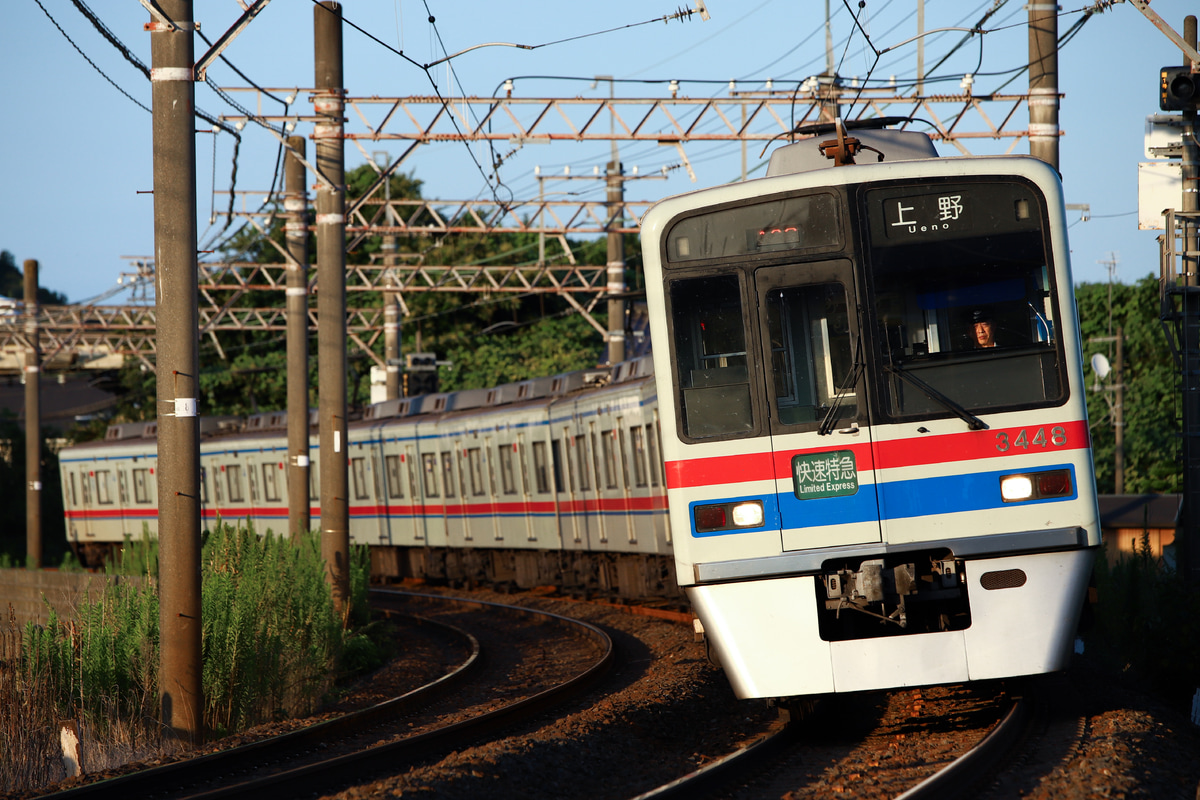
[1028,2,1060,170]
[379,153,401,401]
[150,0,202,744]
[23,260,40,568]
[1115,327,1125,494]
[1182,15,1199,581]
[1183,16,1198,289]
[314,1,350,619]
[285,135,311,537]
[606,155,626,365]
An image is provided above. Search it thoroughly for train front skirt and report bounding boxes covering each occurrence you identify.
[687,546,1096,698]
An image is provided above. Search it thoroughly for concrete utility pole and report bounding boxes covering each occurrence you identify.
[1028,2,1060,170]
[23,260,40,568]
[1115,327,1125,495]
[381,162,401,401]
[605,157,626,365]
[314,1,350,619]
[1182,15,1200,582]
[285,136,311,537]
[1183,16,1198,289]
[150,0,203,743]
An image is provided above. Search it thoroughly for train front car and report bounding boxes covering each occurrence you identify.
[642,127,1100,699]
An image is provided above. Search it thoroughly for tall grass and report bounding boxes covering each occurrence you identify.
[1085,544,1200,712]
[201,523,345,733]
[2,524,370,793]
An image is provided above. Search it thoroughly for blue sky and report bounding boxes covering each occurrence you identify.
[1,1,1195,303]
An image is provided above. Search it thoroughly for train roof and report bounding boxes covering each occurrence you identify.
[65,354,656,450]
[766,127,939,176]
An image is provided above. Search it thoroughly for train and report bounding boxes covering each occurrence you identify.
[59,118,1100,701]
[60,356,677,598]
[640,120,1100,698]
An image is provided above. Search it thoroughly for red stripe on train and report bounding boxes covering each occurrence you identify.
[666,420,1089,489]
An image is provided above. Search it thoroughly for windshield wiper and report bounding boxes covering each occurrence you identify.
[884,363,988,431]
[818,338,864,436]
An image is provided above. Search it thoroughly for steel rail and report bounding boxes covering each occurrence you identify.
[39,611,480,800]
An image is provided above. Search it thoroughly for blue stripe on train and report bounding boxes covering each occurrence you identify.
[695,464,1077,536]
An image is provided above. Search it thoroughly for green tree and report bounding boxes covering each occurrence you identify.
[441,314,604,391]
[0,250,68,304]
[1075,276,1180,494]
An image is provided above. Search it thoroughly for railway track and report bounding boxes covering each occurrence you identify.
[40,590,613,800]
[634,682,1032,800]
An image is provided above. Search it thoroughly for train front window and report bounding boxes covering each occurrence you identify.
[865,181,1065,419]
[766,282,856,426]
[669,273,754,438]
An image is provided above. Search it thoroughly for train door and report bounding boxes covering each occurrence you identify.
[753,261,882,550]
[404,444,425,543]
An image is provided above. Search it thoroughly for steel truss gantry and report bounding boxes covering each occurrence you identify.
[6,89,1052,374]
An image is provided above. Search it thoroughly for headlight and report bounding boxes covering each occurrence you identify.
[731,501,764,527]
[694,499,765,532]
[1000,468,1072,503]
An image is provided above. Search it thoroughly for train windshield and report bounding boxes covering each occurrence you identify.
[864,181,1065,419]
[668,273,755,438]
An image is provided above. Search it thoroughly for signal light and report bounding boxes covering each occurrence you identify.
[404,352,439,397]
[1160,66,1199,111]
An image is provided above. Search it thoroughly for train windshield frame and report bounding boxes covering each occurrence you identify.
[660,174,1068,443]
[861,178,1067,422]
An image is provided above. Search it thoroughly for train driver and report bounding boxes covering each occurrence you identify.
[971,309,997,348]
[969,311,998,347]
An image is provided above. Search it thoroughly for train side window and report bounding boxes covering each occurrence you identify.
[630,426,648,487]
[310,463,319,498]
[616,419,631,489]
[765,282,856,426]
[407,452,419,499]
[550,439,565,493]
[262,463,281,502]
[574,435,591,490]
[601,430,618,489]
[95,470,112,504]
[518,440,531,495]
[498,445,516,495]
[532,441,550,494]
[69,472,78,506]
[248,464,259,503]
[422,453,440,497]
[483,442,498,497]
[118,471,130,504]
[214,466,224,503]
[226,464,245,503]
[441,452,456,498]
[645,423,661,487]
[466,448,485,496]
[669,273,754,438]
[589,428,604,493]
[81,472,92,505]
[385,454,404,498]
[200,467,208,504]
[351,457,369,500]
[132,468,151,503]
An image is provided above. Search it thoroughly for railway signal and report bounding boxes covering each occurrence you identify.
[1159,66,1200,110]
[405,353,438,396]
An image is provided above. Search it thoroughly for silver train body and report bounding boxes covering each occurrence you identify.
[60,357,676,598]
[640,127,1101,698]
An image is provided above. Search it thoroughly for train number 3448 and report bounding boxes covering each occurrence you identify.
[995,426,1067,452]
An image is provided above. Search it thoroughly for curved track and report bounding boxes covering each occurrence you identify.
[41,590,613,800]
[631,684,1032,800]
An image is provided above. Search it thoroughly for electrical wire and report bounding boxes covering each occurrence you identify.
[34,0,151,113]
